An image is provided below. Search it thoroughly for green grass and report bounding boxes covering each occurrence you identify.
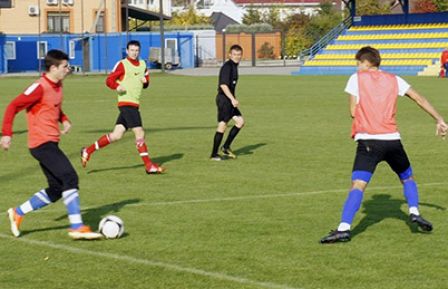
[0,73,447,289]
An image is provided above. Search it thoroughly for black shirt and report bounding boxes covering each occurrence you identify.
[217,59,239,97]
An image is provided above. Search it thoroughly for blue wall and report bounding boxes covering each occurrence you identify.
[353,12,448,26]
[0,32,194,73]
[0,34,4,74]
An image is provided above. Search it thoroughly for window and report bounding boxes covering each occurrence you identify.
[69,40,75,59]
[37,41,48,59]
[4,41,16,60]
[95,11,105,33]
[47,12,70,33]
[165,38,177,58]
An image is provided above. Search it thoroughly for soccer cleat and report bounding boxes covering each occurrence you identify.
[221,147,236,159]
[146,163,165,174]
[320,230,351,244]
[7,208,23,238]
[80,147,90,168]
[409,214,433,232]
[210,154,223,161]
[68,225,103,240]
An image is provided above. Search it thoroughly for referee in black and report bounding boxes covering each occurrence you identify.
[210,44,245,160]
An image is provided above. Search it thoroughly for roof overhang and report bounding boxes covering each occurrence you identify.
[122,5,172,21]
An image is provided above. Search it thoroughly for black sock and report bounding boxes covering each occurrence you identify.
[212,132,224,156]
[223,126,241,149]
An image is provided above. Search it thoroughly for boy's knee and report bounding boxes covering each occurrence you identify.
[217,122,227,133]
[61,172,79,192]
[233,117,244,128]
[45,187,62,202]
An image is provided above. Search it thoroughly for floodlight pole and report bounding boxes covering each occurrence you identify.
[159,0,165,72]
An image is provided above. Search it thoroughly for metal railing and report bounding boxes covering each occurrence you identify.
[298,16,353,63]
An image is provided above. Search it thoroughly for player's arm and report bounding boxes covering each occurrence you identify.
[1,84,43,150]
[406,88,448,137]
[349,94,356,118]
[141,69,150,89]
[106,62,126,93]
[59,110,71,135]
[220,84,238,107]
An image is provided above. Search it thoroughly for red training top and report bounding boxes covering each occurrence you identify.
[2,74,69,148]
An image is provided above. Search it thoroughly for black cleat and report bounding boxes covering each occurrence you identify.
[409,214,433,232]
[221,147,236,159]
[320,230,351,244]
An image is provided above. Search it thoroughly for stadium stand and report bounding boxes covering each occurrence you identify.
[296,23,448,76]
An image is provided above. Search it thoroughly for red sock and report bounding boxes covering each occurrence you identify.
[136,139,152,169]
[86,134,111,154]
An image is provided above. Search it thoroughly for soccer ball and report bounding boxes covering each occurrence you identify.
[99,215,124,239]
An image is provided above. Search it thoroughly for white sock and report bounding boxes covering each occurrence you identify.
[337,222,351,231]
[409,206,420,216]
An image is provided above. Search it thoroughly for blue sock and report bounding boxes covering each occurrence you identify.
[403,179,419,208]
[16,189,51,216]
[341,189,364,225]
[62,189,83,229]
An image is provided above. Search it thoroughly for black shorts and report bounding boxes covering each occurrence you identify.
[29,142,79,202]
[216,94,242,123]
[352,139,411,176]
[116,106,143,129]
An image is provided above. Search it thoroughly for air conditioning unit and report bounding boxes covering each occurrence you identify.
[62,0,74,5]
[46,0,58,6]
[28,5,40,16]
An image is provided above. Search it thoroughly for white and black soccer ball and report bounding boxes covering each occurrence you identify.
[99,215,124,239]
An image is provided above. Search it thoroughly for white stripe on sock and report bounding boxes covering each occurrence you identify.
[68,214,82,224]
[63,193,79,206]
[95,141,99,150]
[62,189,77,198]
[20,201,33,214]
[140,152,149,156]
[36,192,51,204]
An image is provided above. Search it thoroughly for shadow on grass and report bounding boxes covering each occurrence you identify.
[351,194,446,238]
[20,198,141,236]
[84,126,215,134]
[87,153,183,174]
[233,143,267,156]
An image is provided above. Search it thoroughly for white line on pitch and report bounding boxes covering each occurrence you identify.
[0,233,302,289]
[128,182,448,207]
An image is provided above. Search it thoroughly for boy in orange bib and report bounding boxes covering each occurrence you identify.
[320,47,448,244]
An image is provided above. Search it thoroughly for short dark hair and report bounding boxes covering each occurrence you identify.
[44,49,69,71]
[229,44,243,53]
[127,40,141,49]
[355,46,381,67]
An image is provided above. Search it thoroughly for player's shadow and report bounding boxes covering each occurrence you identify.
[87,153,183,174]
[84,126,215,134]
[351,194,445,238]
[233,143,267,156]
[20,198,141,236]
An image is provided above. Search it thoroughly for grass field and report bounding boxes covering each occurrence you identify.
[0,73,447,289]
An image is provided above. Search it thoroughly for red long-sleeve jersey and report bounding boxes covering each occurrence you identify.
[2,74,69,148]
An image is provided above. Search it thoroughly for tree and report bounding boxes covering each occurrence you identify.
[168,5,210,26]
[433,0,448,11]
[258,42,275,59]
[356,0,391,15]
[263,6,282,29]
[412,0,437,12]
[242,6,263,25]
